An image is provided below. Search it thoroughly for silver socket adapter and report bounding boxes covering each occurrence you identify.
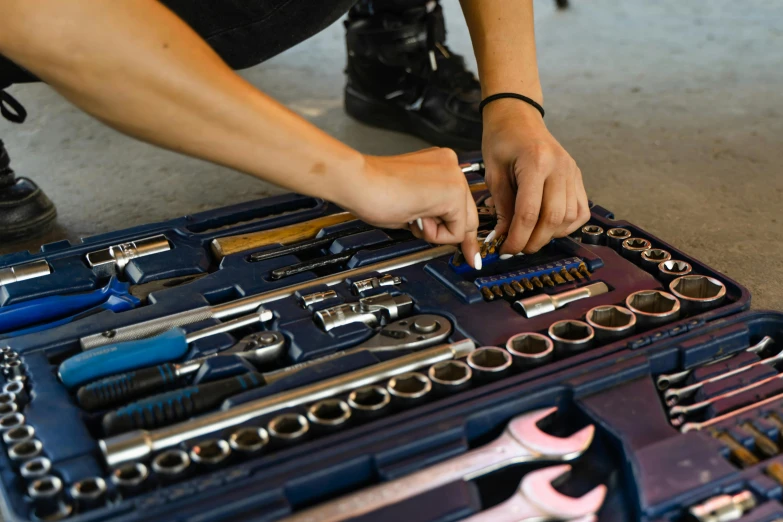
[0,260,51,287]
[86,234,171,277]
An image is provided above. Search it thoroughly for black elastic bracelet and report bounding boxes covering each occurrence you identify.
[479,93,545,119]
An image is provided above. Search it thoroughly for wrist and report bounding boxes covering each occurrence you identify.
[482,97,546,128]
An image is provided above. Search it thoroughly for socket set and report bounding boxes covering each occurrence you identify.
[1,154,782,522]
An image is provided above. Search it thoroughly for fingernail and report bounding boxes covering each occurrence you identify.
[416,218,424,231]
[473,253,482,271]
[499,254,513,260]
[483,230,496,244]
[515,252,526,256]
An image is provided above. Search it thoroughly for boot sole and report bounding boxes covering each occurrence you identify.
[344,86,481,152]
[0,206,56,241]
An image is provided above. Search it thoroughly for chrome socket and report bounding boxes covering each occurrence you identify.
[466,347,513,382]
[3,359,23,379]
[658,260,693,283]
[0,403,17,416]
[268,413,310,445]
[626,290,681,329]
[585,305,637,342]
[606,228,632,251]
[3,381,28,406]
[300,290,338,308]
[28,476,72,521]
[70,477,107,512]
[190,439,231,468]
[110,462,150,497]
[428,360,473,395]
[669,275,727,315]
[152,449,191,483]
[548,320,595,356]
[229,427,269,455]
[387,372,433,406]
[0,392,15,406]
[9,438,43,463]
[3,424,34,445]
[621,238,653,263]
[505,333,554,369]
[641,249,672,273]
[580,225,604,245]
[0,346,12,361]
[20,457,52,481]
[347,385,391,420]
[307,399,352,432]
[0,412,25,431]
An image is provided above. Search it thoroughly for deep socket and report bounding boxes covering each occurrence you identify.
[28,476,72,521]
[110,462,149,496]
[0,403,17,416]
[428,360,472,395]
[580,225,604,245]
[548,320,595,356]
[0,392,15,405]
[640,249,671,272]
[3,359,23,379]
[0,412,25,431]
[307,399,352,431]
[625,290,681,328]
[505,333,554,369]
[347,385,391,420]
[669,275,727,315]
[3,381,28,406]
[658,260,692,283]
[466,347,513,382]
[621,238,653,263]
[20,457,52,480]
[3,424,34,445]
[268,413,310,444]
[387,372,433,406]
[606,228,632,250]
[152,449,191,482]
[190,439,231,467]
[9,438,43,462]
[229,427,269,455]
[585,305,637,342]
[70,477,107,512]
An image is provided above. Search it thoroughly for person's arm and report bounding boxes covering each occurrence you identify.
[460,0,590,254]
[0,0,480,266]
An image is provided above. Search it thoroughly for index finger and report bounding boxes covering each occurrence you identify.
[460,185,480,269]
[500,175,544,255]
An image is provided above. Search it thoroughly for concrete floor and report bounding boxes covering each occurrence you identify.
[1,0,781,310]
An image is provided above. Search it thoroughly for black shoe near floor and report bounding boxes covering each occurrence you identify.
[344,2,482,151]
[0,139,57,242]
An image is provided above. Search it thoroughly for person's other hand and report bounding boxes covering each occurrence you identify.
[342,148,481,269]
[482,100,590,255]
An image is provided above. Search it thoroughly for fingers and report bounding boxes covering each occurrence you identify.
[563,170,591,235]
[524,173,568,253]
[554,173,579,238]
[485,164,515,244]
[500,170,544,254]
[460,187,480,269]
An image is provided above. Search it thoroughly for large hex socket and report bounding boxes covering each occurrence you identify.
[28,476,72,521]
[581,225,604,245]
[70,477,108,512]
[387,372,433,407]
[151,449,191,483]
[466,348,513,383]
[229,427,269,455]
[669,275,727,315]
[548,320,595,356]
[621,238,653,263]
[20,457,52,481]
[307,399,352,432]
[585,305,637,343]
[428,360,473,395]
[347,385,391,420]
[190,439,231,468]
[110,462,150,497]
[625,290,681,329]
[640,249,671,273]
[268,413,310,445]
[505,333,554,369]
[658,260,692,284]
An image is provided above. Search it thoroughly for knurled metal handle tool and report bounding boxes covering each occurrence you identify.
[99,339,475,467]
[96,315,451,425]
[281,407,595,522]
[656,336,774,390]
[249,225,373,263]
[80,245,456,351]
[86,235,171,277]
[76,331,287,411]
[514,282,609,318]
[461,464,606,522]
[58,307,273,389]
[664,336,776,406]
[314,293,414,331]
[0,274,205,337]
[0,260,51,287]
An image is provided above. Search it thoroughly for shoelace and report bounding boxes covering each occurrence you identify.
[0,90,27,123]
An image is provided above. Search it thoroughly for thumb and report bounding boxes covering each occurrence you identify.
[485,169,515,249]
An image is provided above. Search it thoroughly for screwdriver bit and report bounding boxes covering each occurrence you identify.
[579,263,592,278]
[511,281,525,294]
[552,272,566,285]
[491,286,504,298]
[740,421,779,457]
[766,462,783,486]
[481,287,495,302]
[710,429,759,468]
[541,275,555,287]
[561,268,575,282]
[570,268,585,281]
[522,279,534,291]
[531,277,544,289]
[502,283,516,297]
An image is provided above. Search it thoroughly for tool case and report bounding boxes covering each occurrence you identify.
[0,158,780,522]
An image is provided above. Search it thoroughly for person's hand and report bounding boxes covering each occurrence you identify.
[340,148,481,269]
[482,100,590,255]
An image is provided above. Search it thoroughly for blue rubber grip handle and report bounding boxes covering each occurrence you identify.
[0,277,140,334]
[58,328,190,390]
[77,363,182,411]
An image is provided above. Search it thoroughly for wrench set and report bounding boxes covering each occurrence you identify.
[0,158,781,521]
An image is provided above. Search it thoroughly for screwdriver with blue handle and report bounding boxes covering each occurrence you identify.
[57,306,273,390]
[0,274,205,337]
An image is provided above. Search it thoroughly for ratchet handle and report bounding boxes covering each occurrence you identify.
[77,363,182,411]
[102,372,266,435]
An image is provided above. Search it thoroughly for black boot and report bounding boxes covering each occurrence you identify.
[0,138,57,241]
[344,2,482,151]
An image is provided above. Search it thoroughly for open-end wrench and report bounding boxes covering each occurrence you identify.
[462,464,606,522]
[670,371,783,426]
[281,407,595,522]
[656,336,774,390]
[665,340,780,406]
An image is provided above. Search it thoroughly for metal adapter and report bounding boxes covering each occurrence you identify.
[514,282,609,318]
[0,260,51,287]
[315,292,414,331]
[86,234,171,276]
[351,274,402,295]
